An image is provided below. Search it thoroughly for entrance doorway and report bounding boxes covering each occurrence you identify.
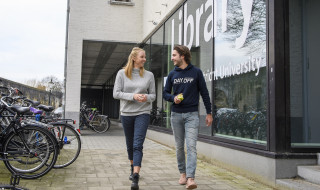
[303,0,320,145]
[290,0,320,147]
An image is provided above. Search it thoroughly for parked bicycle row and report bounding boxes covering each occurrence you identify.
[0,85,83,190]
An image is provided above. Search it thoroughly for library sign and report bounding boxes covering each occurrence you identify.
[170,0,266,81]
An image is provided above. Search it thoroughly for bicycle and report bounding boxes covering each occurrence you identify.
[0,86,23,99]
[79,101,111,133]
[1,88,81,169]
[25,119,81,168]
[150,107,168,127]
[0,86,10,99]
[0,97,59,179]
[9,97,82,169]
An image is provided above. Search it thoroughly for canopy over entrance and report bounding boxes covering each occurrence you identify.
[81,40,137,88]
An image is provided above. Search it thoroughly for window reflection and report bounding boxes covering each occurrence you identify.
[214,0,267,143]
[149,27,165,127]
[222,0,266,52]
[161,7,183,129]
[146,0,267,145]
[143,40,150,70]
[185,0,213,135]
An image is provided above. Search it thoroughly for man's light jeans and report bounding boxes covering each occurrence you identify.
[171,111,199,179]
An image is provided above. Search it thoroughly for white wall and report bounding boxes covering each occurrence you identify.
[142,0,183,39]
[66,0,144,123]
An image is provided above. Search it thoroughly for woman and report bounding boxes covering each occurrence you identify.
[113,47,155,190]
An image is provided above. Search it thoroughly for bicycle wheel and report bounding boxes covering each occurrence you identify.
[48,122,81,168]
[91,115,110,133]
[3,126,58,179]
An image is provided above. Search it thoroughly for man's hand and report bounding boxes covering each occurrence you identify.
[174,95,182,104]
[205,113,213,127]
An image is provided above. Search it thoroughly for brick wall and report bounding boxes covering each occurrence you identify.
[0,77,62,108]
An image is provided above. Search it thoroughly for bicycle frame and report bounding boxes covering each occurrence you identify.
[0,110,32,160]
[0,101,54,160]
[80,108,97,128]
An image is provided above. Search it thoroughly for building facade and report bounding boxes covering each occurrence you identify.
[65,0,181,121]
[65,0,320,186]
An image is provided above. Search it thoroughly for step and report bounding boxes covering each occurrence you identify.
[298,165,320,185]
[277,178,320,190]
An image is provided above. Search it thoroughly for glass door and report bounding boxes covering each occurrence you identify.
[290,0,320,148]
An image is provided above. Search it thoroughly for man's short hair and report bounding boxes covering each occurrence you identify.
[173,45,192,64]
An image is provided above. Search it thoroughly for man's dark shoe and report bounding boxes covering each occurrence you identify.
[131,173,140,190]
[129,165,133,180]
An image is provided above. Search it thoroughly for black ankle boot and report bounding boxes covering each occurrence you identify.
[129,165,133,180]
[131,173,139,190]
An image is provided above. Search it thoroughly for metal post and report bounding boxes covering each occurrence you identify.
[49,90,52,105]
[48,78,54,105]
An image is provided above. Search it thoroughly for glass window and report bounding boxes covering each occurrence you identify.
[214,0,267,144]
[184,0,214,135]
[162,6,183,129]
[149,26,165,127]
[143,40,150,70]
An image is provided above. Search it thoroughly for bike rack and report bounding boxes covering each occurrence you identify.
[10,173,20,187]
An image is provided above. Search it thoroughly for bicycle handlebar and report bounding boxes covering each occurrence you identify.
[1,96,13,107]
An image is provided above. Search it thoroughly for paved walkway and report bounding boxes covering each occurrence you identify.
[0,123,282,190]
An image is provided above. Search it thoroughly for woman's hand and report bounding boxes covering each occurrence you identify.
[134,94,147,102]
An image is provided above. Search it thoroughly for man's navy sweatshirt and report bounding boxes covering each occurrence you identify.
[163,63,212,114]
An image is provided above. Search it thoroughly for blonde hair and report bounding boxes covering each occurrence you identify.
[123,47,145,79]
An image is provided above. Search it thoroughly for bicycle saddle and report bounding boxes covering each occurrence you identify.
[37,104,54,112]
[24,99,40,106]
[9,106,30,115]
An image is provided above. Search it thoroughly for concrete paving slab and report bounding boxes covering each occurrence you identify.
[0,123,283,190]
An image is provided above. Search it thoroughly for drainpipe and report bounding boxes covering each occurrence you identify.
[63,0,70,119]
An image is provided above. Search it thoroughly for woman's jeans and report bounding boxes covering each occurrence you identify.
[171,111,199,179]
[121,114,149,167]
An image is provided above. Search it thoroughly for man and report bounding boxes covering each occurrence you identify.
[163,45,213,189]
